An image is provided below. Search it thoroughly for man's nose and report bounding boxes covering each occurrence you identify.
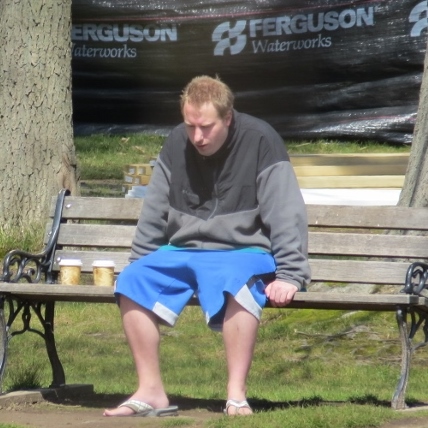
[194,127,203,142]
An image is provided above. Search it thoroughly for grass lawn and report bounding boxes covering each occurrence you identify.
[74,134,410,197]
[75,135,410,182]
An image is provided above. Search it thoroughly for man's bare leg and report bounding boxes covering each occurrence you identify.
[104,296,170,416]
[223,295,259,415]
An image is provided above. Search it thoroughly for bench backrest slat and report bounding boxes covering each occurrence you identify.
[310,232,428,258]
[50,196,144,220]
[307,205,428,230]
[54,250,412,284]
[53,226,428,259]
[57,224,136,248]
[54,250,130,273]
[310,259,409,285]
[50,198,428,230]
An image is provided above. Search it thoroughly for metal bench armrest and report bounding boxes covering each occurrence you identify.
[0,189,70,284]
[403,261,428,296]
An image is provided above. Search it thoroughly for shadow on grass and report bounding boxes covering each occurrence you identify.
[48,392,412,413]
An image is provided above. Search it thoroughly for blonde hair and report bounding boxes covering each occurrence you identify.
[180,75,234,119]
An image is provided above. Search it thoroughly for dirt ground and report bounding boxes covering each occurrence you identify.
[0,393,224,428]
[1,391,428,428]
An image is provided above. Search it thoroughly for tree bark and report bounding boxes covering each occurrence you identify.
[0,0,78,227]
[398,38,428,208]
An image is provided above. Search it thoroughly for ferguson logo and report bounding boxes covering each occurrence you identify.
[212,6,374,56]
[72,23,177,42]
[409,1,428,37]
[72,23,178,59]
[212,21,247,55]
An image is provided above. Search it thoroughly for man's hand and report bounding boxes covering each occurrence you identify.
[264,280,298,307]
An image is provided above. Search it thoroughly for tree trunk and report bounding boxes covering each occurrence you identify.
[0,0,78,228]
[398,39,428,208]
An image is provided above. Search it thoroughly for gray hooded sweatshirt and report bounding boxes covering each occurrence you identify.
[130,110,311,290]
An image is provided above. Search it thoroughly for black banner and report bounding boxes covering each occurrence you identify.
[71,1,428,143]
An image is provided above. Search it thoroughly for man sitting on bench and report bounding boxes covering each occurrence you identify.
[104,75,311,417]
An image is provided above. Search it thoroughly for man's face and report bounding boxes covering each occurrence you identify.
[182,101,232,156]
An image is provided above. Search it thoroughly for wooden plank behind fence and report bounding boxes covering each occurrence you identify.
[290,153,409,188]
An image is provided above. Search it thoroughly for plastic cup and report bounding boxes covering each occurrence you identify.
[59,259,82,285]
[92,260,115,286]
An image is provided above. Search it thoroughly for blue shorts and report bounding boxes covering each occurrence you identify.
[115,246,276,330]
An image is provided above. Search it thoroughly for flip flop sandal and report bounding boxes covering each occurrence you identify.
[224,399,253,415]
[118,399,178,417]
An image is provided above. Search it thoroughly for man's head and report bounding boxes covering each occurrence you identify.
[180,75,234,156]
[180,75,234,119]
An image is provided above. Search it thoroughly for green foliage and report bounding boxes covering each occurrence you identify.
[8,363,43,391]
[160,418,196,427]
[74,134,410,181]
[73,134,410,197]
[286,140,410,154]
[205,404,394,428]
[75,133,165,180]
[0,221,44,260]
[0,425,25,428]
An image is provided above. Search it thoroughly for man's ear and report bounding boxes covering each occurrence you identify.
[224,110,233,126]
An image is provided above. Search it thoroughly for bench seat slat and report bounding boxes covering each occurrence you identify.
[0,284,117,303]
[0,284,422,311]
[288,293,423,311]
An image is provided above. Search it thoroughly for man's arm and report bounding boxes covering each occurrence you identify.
[257,157,311,297]
[129,156,171,261]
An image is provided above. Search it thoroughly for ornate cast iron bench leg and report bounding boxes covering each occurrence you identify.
[392,306,428,410]
[0,297,8,393]
[43,301,66,387]
[392,262,428,409]
[5,297,66,389]
[392,307,411,410]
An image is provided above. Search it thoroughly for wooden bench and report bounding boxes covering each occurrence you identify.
[1,188,428,410]
[290,153,409,188]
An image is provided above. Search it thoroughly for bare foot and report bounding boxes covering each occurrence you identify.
[103,404,134,417]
